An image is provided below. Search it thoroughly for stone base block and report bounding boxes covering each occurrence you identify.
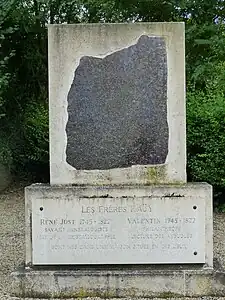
[25,183,213,267]
[10,182,215,298]
[11,268,225,298]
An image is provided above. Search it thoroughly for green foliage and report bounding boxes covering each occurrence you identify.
[79,0,175,22]
[187,62,225,206]
[185,23,225,88]
[0,1,18,169]
[0,135,12,166]
[187,91,225,186]
[22,101,49,164]
[9,100,49,182]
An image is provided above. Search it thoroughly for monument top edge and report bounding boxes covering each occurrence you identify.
[24,182,212,190]
[47,22,185,28]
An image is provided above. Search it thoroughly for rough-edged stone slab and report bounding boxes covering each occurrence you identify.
[66,35,168,170]
[48,23,186,185]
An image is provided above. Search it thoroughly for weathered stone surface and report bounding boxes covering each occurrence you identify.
[66,35,168,170]
[48,23,186,185]
[12,269,225,298]
[25,183,213,267]
[32,195,205,265]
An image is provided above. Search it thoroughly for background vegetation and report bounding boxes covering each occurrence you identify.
[0,0,225,206]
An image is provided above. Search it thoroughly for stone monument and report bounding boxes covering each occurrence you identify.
[12,23,216,298]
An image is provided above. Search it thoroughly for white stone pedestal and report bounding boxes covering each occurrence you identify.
[24,183,213,267]
[10,183,216,298]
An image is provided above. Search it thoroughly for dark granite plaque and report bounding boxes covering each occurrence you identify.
[66,35,168,170]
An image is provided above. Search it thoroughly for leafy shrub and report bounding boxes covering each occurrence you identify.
[23,101,49,163]
[0,134,12,166]
[187,90,225,183]
[187,69,225,207]
[12,100,49,182]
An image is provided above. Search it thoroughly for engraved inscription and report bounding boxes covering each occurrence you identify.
[32,196,205,265]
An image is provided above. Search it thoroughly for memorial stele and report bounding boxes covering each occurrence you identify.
[12,22,214,298]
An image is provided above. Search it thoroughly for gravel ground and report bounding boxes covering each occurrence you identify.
[0,184,225,300]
